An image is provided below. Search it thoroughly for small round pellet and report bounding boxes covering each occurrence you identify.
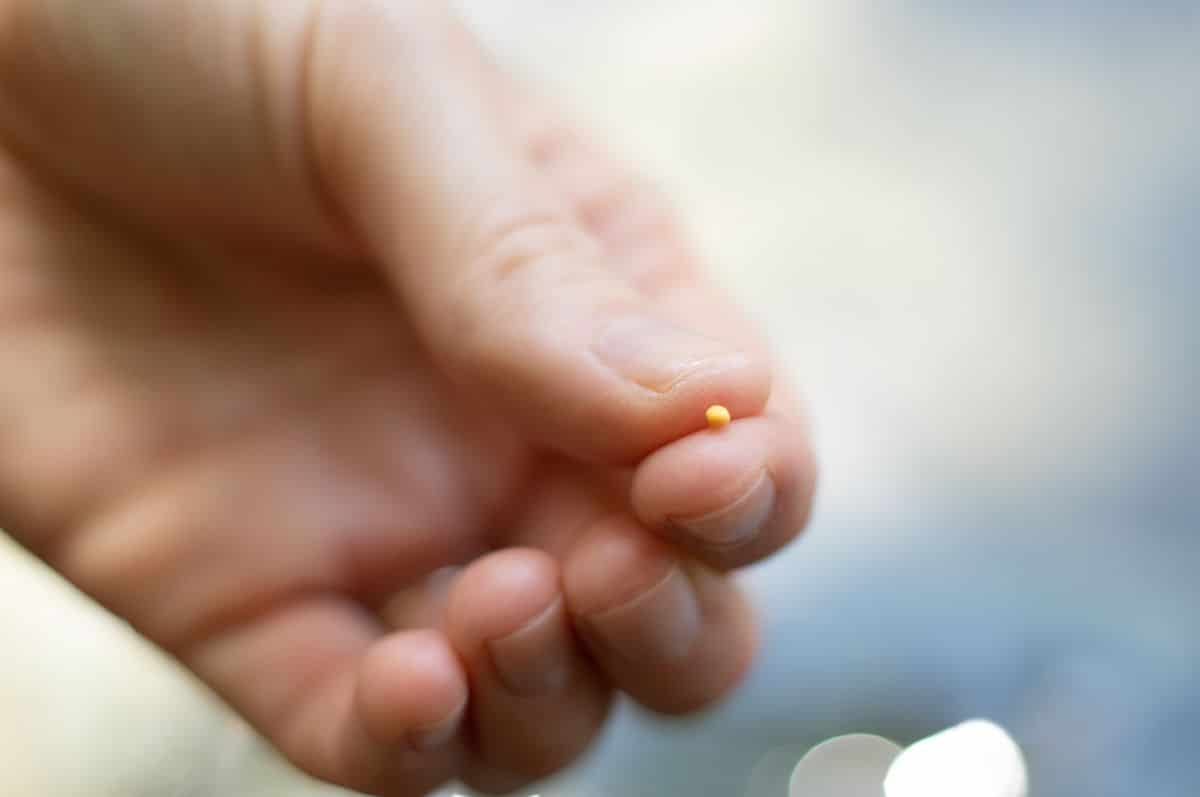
[706,404,732,429]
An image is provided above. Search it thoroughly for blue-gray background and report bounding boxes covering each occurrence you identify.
[1,2,1195,795]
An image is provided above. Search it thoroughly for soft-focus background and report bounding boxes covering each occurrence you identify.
[2,2,1197,795]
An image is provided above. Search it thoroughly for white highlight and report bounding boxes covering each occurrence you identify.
[884,720,1028,797]
[787,733,903,797]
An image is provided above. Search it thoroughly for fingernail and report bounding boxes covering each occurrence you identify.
[487,597,571,697]
[593,316,746,393]
[671,469,776,547]
[585,566,701,662]
[407,699,465,752]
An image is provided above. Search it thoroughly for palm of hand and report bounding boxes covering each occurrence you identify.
[0,164,523,632]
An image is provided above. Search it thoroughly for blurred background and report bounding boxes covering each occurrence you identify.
[2,1,1197,795]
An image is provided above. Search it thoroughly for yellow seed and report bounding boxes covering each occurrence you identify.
[705,404,732,429]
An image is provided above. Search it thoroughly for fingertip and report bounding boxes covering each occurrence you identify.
[356,630,467,750]
[447,548,610,780]
[444,548,561,648]
[584,319,773,464]
[632,413,817,569]
[445,283,772,465]
[562,514,678,618]
[632,416,773,520]
[639,560,759,716]
[589,313,770,441]
[563,515,704,675]
[562,516,758,715]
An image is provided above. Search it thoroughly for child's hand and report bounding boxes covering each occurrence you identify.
[0,1,815,793]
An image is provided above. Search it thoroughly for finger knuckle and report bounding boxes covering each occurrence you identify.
[438,198,587,373]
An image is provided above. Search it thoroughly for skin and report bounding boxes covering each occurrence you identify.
[0,1,817,795]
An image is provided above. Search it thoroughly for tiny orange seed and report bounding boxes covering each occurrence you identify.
[705,404,732,429]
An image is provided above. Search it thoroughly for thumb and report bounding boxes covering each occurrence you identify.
[310,3,770,463]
